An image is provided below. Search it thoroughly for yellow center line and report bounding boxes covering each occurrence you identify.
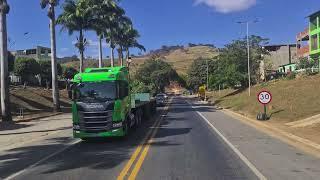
[128,99,172,180]
[128,116,162,180]
[117,98,172,180]
[117,118,159,180]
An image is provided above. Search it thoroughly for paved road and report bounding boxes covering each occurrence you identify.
[1,96,320,180]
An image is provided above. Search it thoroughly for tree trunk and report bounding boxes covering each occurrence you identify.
[0,8,12,121]
[98,35,103,68]
[110,47,114,67]
[46,80,50,90]
[49,5,60,112]
[119,46,123,66]
[79,29,84,73]
[126,48,130,60]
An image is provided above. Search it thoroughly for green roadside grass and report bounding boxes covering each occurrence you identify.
[208,74,320,123]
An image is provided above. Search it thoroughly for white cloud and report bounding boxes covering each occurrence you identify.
[60,48,69,52]
[195,0,256,13]
[87,39,109,48]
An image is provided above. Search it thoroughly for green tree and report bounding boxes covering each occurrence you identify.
[209,35,269,89]
[131,80,150,94]
[62,66,78,80]
[8,51,14,72]
[39,61,62,89]
[297,57,315,69]
[135,58,179,93]
[187,58,217,91]
[57,0,95,72]
[41,0,61,111]
[14,57,41,86]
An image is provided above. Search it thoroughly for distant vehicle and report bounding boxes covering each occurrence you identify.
[157,93,168,99]
[156,94,166,106]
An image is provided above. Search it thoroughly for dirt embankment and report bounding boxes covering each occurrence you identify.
[1,86,71,121]
[209,74,320,145]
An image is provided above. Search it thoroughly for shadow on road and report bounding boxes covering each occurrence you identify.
[0,122,32,131]
[0,126,71,136]
[0,107,184,178]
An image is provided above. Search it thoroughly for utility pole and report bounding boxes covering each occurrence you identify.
[237,19,259,96]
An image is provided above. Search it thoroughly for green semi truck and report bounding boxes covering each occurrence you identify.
[68,66,156,139]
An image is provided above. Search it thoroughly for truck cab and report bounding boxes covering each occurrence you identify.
[69,67,132,139]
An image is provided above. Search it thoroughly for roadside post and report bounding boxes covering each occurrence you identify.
[257,90,272,120]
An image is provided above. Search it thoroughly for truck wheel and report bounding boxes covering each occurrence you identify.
[137,111,142,126]
[139,111,143,124]
[123,120,129,135]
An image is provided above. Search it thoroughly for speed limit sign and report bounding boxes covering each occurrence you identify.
[258,91,272,105]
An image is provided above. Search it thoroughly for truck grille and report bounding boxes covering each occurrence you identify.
[78,111,113,133]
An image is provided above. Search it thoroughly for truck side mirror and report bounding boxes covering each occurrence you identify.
[68,90,73,100]
[67,83,75,100]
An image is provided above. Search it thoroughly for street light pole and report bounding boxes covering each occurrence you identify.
[237,19,259,96]
[206,59,209,101]
[246,22,251,96]
[206,59,209,90]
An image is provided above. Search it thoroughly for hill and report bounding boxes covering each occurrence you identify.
[62,45,219,75]
[132,45,219,75]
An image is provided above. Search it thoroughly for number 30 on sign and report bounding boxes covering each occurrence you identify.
[258,91,272,105]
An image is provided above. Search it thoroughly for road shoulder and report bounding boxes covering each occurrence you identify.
[187,97,320,180]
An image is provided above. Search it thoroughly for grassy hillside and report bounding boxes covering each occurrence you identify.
[62,46,218,75]
[209,74,320,123]
[132,46,218,75]
[63,60,111,70]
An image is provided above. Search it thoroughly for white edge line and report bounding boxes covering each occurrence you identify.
[188,101,267,180]
[4,139,81,180]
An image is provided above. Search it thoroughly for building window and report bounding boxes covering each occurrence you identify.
[310,17,317,31]
[311,34,318,51]
[26,49,36,55]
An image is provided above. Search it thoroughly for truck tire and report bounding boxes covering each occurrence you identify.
[123,119,129,135]
[137,110,142,126]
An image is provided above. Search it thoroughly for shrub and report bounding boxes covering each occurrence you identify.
[286,72,296,80]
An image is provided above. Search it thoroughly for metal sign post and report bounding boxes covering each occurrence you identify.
[257,91,272,120]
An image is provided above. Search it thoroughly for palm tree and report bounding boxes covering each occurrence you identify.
[108,15,132,66]
[90,0,124,68]
[122,27,146,61]
[57,0,94,72]
[40,0,61,112]
[105,27,117,67]
[0,0,12,121]
[111,17,145,66]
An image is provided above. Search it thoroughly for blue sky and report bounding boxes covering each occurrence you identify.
[6,0,320,58]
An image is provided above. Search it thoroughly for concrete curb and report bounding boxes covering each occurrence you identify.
[221,108,320,158]
[13,112,64,123]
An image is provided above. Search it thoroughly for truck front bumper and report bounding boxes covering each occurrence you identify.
[73,128,125,138]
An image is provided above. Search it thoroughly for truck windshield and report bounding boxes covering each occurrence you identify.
[75,82,117,102]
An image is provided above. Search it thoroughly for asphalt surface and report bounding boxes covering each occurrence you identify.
[1,96,320,180]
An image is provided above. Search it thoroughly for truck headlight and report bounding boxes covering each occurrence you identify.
[113,122,123,128]
[73,124,80,130]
